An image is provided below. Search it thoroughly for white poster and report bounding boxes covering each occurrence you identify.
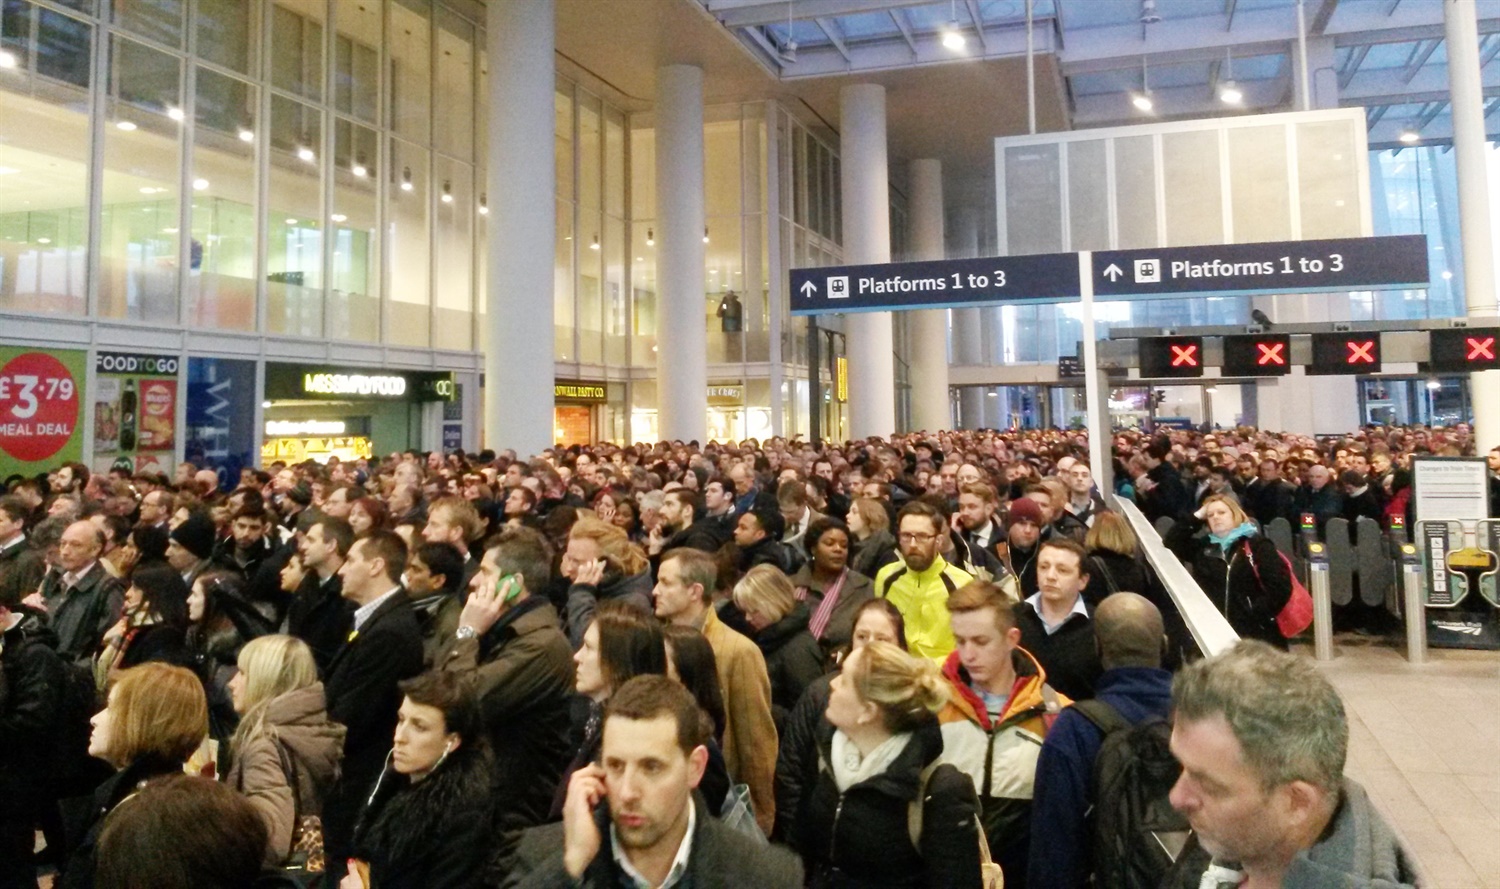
[1411,457,1490,525]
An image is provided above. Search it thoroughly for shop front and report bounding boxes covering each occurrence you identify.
[262,364,456,464]
[554,380,607,446]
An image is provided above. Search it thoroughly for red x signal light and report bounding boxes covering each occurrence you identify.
[1467,336,1496,361]
[1170,344,1199,367]
[1345,340,1376,364]
[1255,342,1286,366]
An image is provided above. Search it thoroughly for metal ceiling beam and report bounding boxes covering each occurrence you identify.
[1225,0,1238,32]
[964,0,990,53]
[1309,0,1339,37]
[813,17,851,62]
[1341,62,1500,105]
[732,17,1058,79]
[1369,99,1500,147]
[1366,104,1388,127]
[1071,76,1290,126]
[1338,44,1370,88]
[704,0,939,29]
[1483,33,1500,67]
[740,24,790,69]
[890,8,917,55]
[1401,38,1441,84]
[1417,101,1448,129]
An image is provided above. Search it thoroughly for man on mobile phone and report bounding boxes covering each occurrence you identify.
[505,675,803,888]
[440,526,575,882]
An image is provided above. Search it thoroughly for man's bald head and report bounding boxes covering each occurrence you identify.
[1095,592,1165,670]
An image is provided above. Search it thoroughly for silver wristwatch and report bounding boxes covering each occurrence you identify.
[455,625,477,641]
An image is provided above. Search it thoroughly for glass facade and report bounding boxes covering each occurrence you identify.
[0,0,485,348]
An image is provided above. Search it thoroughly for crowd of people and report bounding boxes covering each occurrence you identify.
[0,422,1456,889]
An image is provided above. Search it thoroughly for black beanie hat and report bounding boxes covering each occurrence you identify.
[171,512,217,560]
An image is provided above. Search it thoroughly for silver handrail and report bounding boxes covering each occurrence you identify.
[1108,495,1241,658]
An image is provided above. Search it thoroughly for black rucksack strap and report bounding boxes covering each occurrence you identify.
[1071,698,1131,735]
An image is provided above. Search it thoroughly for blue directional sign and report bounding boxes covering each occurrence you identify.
[1091,235,1428,299]
[790,253,1079,315]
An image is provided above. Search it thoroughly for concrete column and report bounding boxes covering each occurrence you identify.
[907,159,949,432]
[840,85,896,439]
[485,0,555,457]
[981,309,1005,427]
[952,208,984,428]
[655,65,708,443]
[1446,0,1500,453]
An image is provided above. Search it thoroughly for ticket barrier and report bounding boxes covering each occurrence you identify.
[1306,540,1334,662]
[1398,541,1426,664]
[1415,520,1500,651]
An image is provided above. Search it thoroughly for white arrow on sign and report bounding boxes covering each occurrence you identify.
[1102,264,1124,282]
[800,280,817,297]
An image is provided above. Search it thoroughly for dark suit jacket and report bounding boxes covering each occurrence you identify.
[504,794,804,889]
[286,572,353,678]
[323,590,424,869]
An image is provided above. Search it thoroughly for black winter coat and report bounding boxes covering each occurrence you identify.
[753,603,827,731]
[58,754,185,889]
[1140,462,1194,525]
[795,721,983,889]
[352,745,493,889]
[773,671,833,843]
[1165,522,1292,649]
[1081,549,1151,607]
[0,607,66,810]
[285,573,352,678]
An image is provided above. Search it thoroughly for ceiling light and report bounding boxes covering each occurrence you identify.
[1218,80,1242,104]
[36,237,50,244]
[286,218,298,225]
[942,22,966,50]
[331,213,347,223]
[238,127,254,142]
[986,391,998,397]
[1427,379,1442,390]
[192,177,209,191]
[352,160,368,177]
[0,166,17,175]
[116,120,137,131]
[167,106,185,121]
[297,146,316,162]
[1132,92,1154,112]
[138,186,160,194]
[703,227,710,244]
[478,194,488,215]
[441,180,453,203]
[0,50,18,69]
[636,256,644,261]
[1442,270,1454,279]
[646,228,654,246]
[401,167,414,191]
[1399,129,1420,144]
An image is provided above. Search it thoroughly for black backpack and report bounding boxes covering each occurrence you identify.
[1072,699,1191,889]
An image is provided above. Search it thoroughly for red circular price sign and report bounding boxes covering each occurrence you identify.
[0,352,79,463]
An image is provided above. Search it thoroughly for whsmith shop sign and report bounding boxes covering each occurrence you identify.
[265,364,456,402]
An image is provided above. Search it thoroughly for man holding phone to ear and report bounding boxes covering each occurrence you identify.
[441,526,576,882]
[506,675,802,888]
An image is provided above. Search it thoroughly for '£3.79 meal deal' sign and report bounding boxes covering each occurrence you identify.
[0,347,87,478]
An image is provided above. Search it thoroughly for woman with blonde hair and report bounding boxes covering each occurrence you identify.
[733,564,826,730]
[1081,511,1151,608]
[61,662,209,889]
[224,634,345,868]
[794,641,983,888]
[1165,492,1292,648]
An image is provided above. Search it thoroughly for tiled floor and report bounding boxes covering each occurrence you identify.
[1300,637,1500,889]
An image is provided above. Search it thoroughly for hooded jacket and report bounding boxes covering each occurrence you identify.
[439,595,575,877]
[752,601,827,730]
[937,647,1068,889]
[225,683,346,866]
[563,566,654,648]
[1164,779,1421,889]
[352,742,493,889]
[795,720,982,889]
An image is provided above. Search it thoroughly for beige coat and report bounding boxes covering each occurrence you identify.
[701,606,778,835]
[226,683,346,866]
